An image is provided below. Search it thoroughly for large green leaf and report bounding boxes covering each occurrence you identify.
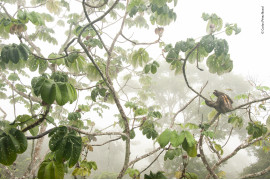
[200,35,215,53]
[170,130,185,147]
[49,127,82,168]
[55,83,69,106]
[8,128,27,154]
[0,131,17,165]
[40,79,56,104]
[157,129,172,148]
[0,128,27,165]
[38,160,64,179]
[31,76,46,96]
[131,48,149,68]
[68,135,82,168]
[49,126,68,151]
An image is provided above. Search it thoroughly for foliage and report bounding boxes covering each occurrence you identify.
[144,171,167,179]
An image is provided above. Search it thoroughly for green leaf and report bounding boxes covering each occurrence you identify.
[0,128,28,165]
[38,160,64,179]
[68,135,82,168]
[49,127,82,168]
[49,126,68,151]
[185,144,197,157]
[40,80,56,104]
[131,48,150,68]
[144,171,167,179]
[170,130,185,147]
[157,129,172,148]
[55,83,69,106]
[144,64,151,74]
[8,73,20,81]
[151,64,157,74]
[183,130,196,147]
[0,132,17,165]
[166,49,178,63]
[200,35,215,53]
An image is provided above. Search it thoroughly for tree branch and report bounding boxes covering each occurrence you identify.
[206,133,270,178]
[128,147,162,167]
[26,126,128,140]
[171,81,208,128]
[0,73,41,103]
[181,43,209,101]
[240,165,270,179]
[22,105,50,132]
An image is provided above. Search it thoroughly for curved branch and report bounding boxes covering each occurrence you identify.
[84,0,108,8]
[240,165,270,179]
[121,33,161,46]
[181,43,209,101]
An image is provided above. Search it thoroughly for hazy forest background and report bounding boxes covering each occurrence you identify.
[0,0,270,179]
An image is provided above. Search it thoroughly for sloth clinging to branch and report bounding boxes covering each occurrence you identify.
[205,90,233,114]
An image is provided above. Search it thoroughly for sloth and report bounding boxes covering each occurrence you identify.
[205,90,233,114]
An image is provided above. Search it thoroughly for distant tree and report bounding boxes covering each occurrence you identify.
[0,0,270,179]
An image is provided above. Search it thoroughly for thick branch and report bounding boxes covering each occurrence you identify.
[230,96,270,112]
[199,134,219,179]
[181,43,209,101]
[199,112,220,179]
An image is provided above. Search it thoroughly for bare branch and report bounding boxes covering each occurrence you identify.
[0,73,41,103]
[206,133,270,178]
[240,165,270,179]
[138,149,165,177]
[26,126,128,140]
[128,147,162,167]
[92,137,121,146]
[171,81,208,128]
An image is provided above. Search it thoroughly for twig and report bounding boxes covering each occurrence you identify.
[138,149,165,177]
[128,147,162,167]
[171,81,208,128]
[22,105,51,132]
[91,137,121,146]
[26,126,128,140]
